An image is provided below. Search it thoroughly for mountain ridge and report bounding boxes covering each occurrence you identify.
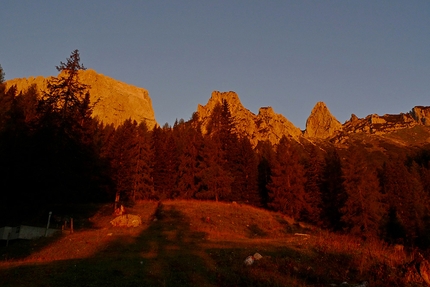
[5,71,430,146]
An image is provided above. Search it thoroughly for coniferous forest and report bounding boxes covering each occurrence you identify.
[2,51,430,250]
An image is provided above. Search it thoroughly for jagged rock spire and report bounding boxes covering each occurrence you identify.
[197,91,302,146]
[304,102,342,139]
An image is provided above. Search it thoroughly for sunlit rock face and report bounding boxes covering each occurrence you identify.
[5,69,157,129]
[197,91,302,146]
[411,106,430,126]
[304,102,342,139]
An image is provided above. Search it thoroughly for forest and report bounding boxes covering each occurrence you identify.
[2,51,430,250]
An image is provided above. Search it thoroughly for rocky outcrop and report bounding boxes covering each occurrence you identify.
[197,91,302,146]
[5,69,157,128]
[342,113,418,135]
[411,106,430,126]
[304,102,342,139]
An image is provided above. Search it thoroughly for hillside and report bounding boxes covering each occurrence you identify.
[1,200,429,287]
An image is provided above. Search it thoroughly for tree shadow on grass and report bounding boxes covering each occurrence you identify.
[0,203,217,287]
[0,202,386,287]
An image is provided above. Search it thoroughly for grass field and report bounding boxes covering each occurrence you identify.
[0,200,428,286]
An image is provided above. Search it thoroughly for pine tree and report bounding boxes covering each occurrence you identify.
[230,136,259,205]
[379,157,430,245]
[256,140,275,208]
[302,145,324,225]
[38,50,93,140]
[175,114,205,199]
[320,148,345,230]
[341,146,384,237]
[267,136,309,219]
[109,119,138,205]
[196,135,233,202]
[130,122,155,200]
[151,125,179,199]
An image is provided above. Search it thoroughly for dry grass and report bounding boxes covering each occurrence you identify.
[0,200,427,286]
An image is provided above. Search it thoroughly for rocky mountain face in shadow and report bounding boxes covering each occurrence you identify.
[5,69,157,129]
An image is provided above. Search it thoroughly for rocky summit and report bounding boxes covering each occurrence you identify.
[5,69,157,129]
[304,101,342,139]
[5,70,430,148]
[197,91,302,146]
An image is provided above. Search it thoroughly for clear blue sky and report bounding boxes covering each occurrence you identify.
[1,1,429,129]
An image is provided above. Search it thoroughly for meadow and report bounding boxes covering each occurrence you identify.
[0,200,426,286]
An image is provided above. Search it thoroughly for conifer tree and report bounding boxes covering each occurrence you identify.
[130,122,155,200]
[267,136,309,219]
[109,119,138,204]
[379,157,430,245]
[196,135,233,202]
[341,146,384,237]
[38,50,93,140]
[256,140,275,208]
[151,124,179,199]
[320,148,345,230]
[230,136,259,204]
[175,114,205,199]
[302,145,324,225]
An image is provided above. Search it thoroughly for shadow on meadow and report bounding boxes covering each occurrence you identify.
[0,202,417,286]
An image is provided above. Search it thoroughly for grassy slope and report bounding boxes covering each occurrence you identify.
[0,200,427,286]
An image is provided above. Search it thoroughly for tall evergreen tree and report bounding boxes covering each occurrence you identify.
[230,136,259,204]
[109,119,138,204]
[151,124,179,199]
[320,148,345,230]
[175,114,205,199]
[38,49,93,140]
[196,135,233,202]
[256,140,275,208]
[267,136,309,219]
[302,145,324,225]
[130,122,155,200]
[341,146,384,237]
[379,157,430,245]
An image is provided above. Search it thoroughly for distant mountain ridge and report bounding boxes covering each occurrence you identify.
[5,69,157,128]
[6,71,430,146]
[197,91,430,146]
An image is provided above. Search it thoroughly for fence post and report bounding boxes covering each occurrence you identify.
[45,211,52,237]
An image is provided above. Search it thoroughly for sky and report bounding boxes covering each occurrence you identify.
[1,1,430,129]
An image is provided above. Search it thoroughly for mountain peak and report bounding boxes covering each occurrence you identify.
[5,69,157,128]
[304,101,342,139]
[197,91,301,146]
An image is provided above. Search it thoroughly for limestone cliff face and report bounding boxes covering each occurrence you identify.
[5,69,157,128]
[304,102,342,139]
[342,113,418,135]
[197,91,302,146]
[411,106,430,126]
